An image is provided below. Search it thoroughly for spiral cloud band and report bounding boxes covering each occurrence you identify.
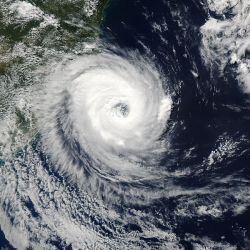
[37,51,172,196]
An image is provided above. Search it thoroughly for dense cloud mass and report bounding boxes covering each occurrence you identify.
[0,0,249,249]
[36,51,172,202]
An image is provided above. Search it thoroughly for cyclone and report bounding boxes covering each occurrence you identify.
[1,0,250,248]
[36,50,172,201]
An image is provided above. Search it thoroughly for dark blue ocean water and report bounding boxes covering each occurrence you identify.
[101,0,250,248]
[1,1,249,249]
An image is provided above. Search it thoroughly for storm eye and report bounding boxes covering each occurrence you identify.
[112,102,129,118]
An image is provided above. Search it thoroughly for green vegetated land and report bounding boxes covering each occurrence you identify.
[0,0,109,134]
[28,0,110,44]
[0,0,110,73]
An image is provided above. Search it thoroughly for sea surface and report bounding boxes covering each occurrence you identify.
[0,0,249,249]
